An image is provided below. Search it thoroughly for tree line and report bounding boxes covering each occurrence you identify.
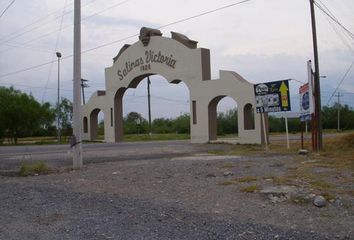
[0,87,72,144]
[1,86,353,144]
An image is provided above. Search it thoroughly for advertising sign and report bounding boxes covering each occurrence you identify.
[254,80,291,113]
[299,83,314,122]
[299,60,315,122]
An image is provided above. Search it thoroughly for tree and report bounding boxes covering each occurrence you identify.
[152,118,173,133]
[217,108,238,135]
[123,112,148,134]
[173,113,190,134]
[58,98,73,136]
[0,87,55,143]
[322,104,354,130]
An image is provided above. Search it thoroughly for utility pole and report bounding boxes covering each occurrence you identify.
[56,52,62,143]
[336,92,343,131]
[309,0,323,151]
[147,76,152,135]
[72,0,83,169]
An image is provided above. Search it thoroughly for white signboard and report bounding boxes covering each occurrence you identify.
[299,83,313,122]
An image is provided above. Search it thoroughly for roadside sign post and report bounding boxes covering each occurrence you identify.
[254,80,291,150]
[261,113,269,150]
[299,76,314,150]
[284,112,290,149]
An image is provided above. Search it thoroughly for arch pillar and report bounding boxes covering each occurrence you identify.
[89,108,101,141]
[113,88,126,142]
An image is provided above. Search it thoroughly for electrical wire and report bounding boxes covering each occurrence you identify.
[0,82,72,92]
[41,0,69,102]
[317,0,354,46]
[0,0,15,18]
[0,0,98,44]
[157,0,251,30]
[314,0,354,40]
[326,60,354,106]
[324,16,354,55]
[0,0,251,80]
[0,0,132,54]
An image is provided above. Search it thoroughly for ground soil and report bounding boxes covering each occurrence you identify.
[0,143,353,239]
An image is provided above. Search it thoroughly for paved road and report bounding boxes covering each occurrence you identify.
[0,132,342,171]
[0,140,230,171]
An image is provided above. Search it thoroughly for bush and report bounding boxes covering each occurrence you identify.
[19,162,50,176]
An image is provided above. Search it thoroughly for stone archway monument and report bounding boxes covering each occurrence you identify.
[82,27,263,144]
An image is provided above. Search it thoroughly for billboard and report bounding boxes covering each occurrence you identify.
[254,80,291,113]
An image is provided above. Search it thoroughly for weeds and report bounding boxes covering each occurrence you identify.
[219,163,235,169]
[217,180,235,186]
[240,185,260,193]
[19,162,50,176]
[236,176,257,183]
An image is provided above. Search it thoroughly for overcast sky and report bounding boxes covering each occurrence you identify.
[0,0,353,120]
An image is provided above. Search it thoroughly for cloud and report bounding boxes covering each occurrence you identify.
[83,15,157,29]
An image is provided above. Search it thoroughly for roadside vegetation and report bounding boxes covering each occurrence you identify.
[1,86,354,145]
[18,161,50,177]
[215,132,354,199]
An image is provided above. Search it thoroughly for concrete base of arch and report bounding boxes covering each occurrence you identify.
[81,29,263,145]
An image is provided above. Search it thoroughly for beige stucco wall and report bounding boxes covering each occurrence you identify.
[82,34,262,144]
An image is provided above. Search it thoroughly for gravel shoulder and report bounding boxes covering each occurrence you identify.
[0,143,353,239]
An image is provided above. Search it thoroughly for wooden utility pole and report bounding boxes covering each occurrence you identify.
[309,0,323,151]
[147,76,152,135]
[72,0,83,169]
[56,52,62,144]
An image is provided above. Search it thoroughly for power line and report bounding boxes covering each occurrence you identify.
[0,59,56,79]
[326,60,354,106]
[0,0,99,45]
[324,16,354,55]
[0,82,72,92]
[314,0,354,40]
[42,0,69,102]
[0,0,251,80]
[316,0,354,51]
[0,0,131,54]
[0,1,73,42]
[0,0,15,18]
[157,0,251,30]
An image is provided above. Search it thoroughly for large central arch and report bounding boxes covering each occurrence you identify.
[82,27,262,144]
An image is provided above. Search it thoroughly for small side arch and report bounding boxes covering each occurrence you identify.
[243,103,255,130]
[83,117,88,133]
[90,108,103,141]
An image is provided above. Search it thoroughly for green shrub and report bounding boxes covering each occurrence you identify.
[19,162,50,176]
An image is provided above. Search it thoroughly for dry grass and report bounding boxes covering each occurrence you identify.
[217,180,235,186]
[317,133,354,171]
[235,176,257,183]
[214,133,354,197]
[19,161,50,176]
[240,185,260,193]
[219,163,235,170]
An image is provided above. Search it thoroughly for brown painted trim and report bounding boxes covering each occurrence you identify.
[192,100,197,124]
[201,48,211,80]
[171,31,198,49]
[110,108,113,127]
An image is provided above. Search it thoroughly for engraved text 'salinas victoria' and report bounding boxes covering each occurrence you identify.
[117,50,177,81]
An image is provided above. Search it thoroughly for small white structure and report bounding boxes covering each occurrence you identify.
[82,27,263,144]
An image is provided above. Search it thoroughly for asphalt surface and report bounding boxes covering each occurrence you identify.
[0,140,230,171]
